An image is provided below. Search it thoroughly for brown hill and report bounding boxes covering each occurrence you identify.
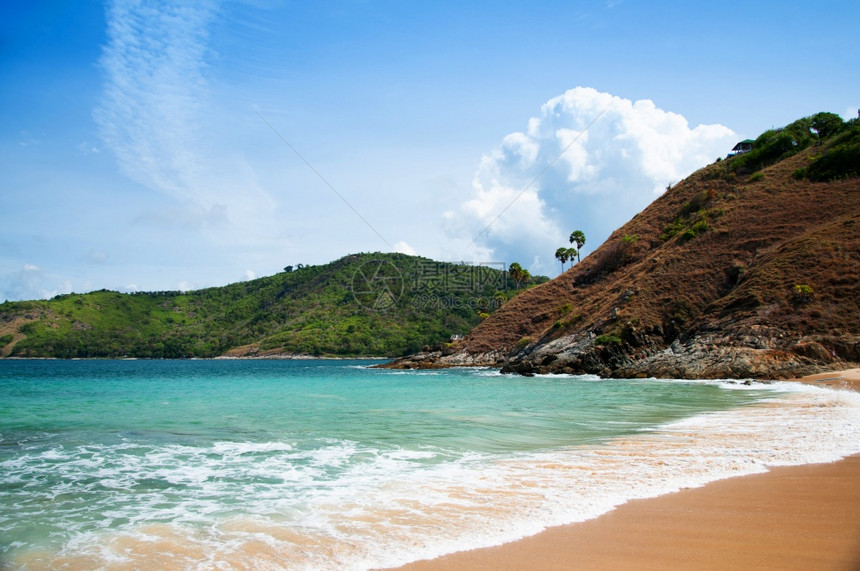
[385,114,860,378]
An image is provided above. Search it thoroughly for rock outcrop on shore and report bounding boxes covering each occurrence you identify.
[383,115,860,378]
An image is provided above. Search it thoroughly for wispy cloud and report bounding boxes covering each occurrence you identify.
[76,141,102,155]
[93,0,278,253]
[18,131,41,147]
[95,0,218,201]
[133,203,229,230]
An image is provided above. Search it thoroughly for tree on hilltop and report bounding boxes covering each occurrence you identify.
[508,262,526,290]
[569,230,586,263]
[555,247,571,272]
[810,112,844,139]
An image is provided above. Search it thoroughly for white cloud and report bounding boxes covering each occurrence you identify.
[244,269,256,281]
[393,240,417,256]
[93,0,275,244]
[448,87,735,275]
[0,265,72,302]
[95,0,217,201]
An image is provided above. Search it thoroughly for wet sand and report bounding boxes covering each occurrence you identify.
[394,369,860,571]
[395,456,860,571]
[793,367,860,391]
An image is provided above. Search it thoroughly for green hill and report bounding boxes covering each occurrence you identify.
[0,253,546,359]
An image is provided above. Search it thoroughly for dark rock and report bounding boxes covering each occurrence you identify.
[790,342,835,362]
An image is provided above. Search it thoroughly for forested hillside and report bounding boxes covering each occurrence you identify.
[0,253,545,358]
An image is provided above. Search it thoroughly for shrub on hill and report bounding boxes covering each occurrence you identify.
[793,121,860,182]
[727,112,851,176]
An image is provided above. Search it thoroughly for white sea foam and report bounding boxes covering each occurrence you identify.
[3,382,859,570]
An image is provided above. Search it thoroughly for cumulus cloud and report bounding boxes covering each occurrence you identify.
[393,240,417,256]
[448,87,736,274]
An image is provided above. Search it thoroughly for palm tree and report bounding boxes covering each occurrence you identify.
[569,230,586,263]
[508,262,524,290]
[555,247,570,272]
[567,247,578,266]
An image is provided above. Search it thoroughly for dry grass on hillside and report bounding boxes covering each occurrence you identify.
[460,143,860,357]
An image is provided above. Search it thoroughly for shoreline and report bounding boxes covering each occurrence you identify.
[789,367,860,391]
[394,455,860,571]
[391,368,860,571]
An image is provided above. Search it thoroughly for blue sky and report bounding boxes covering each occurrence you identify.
[2,0,858,301]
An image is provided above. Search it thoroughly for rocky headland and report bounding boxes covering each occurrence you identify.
[384,114,860,378]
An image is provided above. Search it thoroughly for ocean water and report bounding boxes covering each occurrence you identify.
[1,359,859,569]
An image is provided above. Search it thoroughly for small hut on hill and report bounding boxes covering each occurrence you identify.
[728,139,754,156]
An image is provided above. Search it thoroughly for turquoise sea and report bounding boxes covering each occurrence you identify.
[1,359,859,569]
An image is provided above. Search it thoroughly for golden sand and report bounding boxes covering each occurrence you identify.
[394,455,860,571]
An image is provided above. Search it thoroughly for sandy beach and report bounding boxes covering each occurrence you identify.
[394,369,860,571]
[792,367,860,392]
